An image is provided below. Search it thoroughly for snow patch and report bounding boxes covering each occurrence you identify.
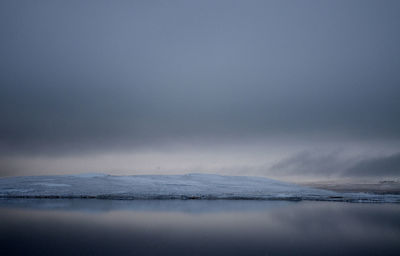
[67,173,108,178]
[32,183,71,187]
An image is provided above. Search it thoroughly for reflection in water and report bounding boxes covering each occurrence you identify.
[1,199,400,256]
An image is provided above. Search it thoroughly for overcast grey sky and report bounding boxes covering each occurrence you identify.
[1,0,399,180]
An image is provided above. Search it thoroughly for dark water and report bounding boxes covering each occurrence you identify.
[1,199,400,256]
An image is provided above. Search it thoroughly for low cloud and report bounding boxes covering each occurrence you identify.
[268,151,356,178]
[344,153,400,177]
[269,151,400,179]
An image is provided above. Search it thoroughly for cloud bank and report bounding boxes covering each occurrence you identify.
[0,1,399,179]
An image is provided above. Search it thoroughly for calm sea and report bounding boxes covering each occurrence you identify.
[1,199,399,255]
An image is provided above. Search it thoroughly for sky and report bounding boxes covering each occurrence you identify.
[0,0,399,181]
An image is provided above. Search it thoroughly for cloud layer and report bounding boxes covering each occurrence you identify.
[0,1,399,178]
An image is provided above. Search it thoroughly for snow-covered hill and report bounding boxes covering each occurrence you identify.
[1,173,399,202]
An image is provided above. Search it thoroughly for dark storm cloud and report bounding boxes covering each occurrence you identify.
[0,0,400,155]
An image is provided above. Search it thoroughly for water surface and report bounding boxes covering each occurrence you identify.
[1,199,399,255]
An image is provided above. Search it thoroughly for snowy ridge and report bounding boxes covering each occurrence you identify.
[1,173,400,203]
